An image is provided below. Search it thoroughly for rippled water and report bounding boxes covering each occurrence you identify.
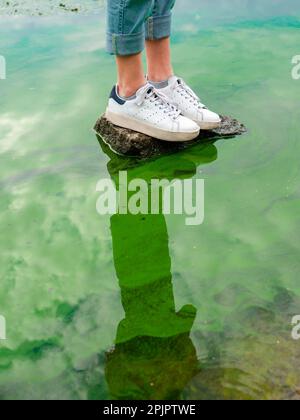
[0,0,300,400]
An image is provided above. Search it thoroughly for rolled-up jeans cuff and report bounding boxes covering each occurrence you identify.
[145,13,172,40]
[106,30,145,56]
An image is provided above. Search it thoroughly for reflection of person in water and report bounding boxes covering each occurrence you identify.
[98,138,217,400]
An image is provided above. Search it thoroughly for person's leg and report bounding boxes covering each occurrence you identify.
[146,37,173,83]
[144,1,221,129]
[116,53,145,98]
[145,0,176,82]
[107,0,154,97]
[105,0,200,142]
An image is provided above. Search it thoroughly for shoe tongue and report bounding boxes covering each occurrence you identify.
[168,75,182,86]
[136,83,153,96]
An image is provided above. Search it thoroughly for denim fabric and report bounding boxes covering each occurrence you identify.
[106,0,176,56]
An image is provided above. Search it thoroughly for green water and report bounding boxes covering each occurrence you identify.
[0,0,300,400]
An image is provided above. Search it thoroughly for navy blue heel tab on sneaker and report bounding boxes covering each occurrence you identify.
[110,86,126,105]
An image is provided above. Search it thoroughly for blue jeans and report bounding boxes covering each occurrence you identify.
[106,0,176,56]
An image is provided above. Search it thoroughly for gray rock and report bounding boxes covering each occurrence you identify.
[94,115,247,158]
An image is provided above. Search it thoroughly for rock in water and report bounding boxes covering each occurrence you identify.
[94,115,247,158]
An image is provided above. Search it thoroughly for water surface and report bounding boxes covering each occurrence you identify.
[0,0,300,400]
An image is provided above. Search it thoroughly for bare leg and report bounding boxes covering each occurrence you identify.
[116,53,146,98]
[146,37,174,82]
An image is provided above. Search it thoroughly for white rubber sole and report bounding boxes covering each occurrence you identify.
[105,110,200,142]
[195,120,222,130]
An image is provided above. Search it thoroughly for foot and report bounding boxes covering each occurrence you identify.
[105,84,200,142]
[150,76,221,130]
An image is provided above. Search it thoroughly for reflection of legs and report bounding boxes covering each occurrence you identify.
[110,213,176,342]
[108,212,197,400]
[97,129,220,400]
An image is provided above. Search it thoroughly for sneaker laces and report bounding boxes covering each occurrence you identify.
[136,85,181,120]
[171,78,206,110]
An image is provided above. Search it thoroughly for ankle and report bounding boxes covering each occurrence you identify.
[118,79,146,98]
[147,72,173,83]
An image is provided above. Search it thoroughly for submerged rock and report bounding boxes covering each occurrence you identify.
[94,115,247,158]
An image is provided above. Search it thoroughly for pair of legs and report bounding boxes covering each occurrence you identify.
[104,0,220,141]
[117,38,172,97]
[107,0,176,97]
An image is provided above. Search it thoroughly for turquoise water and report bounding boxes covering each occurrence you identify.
[0,0,300,400]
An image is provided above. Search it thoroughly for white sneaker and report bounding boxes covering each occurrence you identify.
[151,76,221,130]
[105,83,200,142]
